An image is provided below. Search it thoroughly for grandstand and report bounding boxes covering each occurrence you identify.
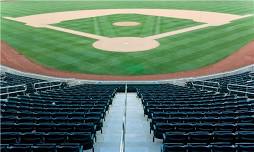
[1,0,254,152]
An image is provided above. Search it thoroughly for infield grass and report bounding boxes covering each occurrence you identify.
[54,14,202,37]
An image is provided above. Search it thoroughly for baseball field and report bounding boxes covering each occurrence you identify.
[1,0,254,79]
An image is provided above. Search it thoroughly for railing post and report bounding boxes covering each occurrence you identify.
[120,83,127,152]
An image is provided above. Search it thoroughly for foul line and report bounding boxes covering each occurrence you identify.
[146,24,210,40]
[45,25,108,40]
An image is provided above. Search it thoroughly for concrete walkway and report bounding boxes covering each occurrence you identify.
[93,93,161,152]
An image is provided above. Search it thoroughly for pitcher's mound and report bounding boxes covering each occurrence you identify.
[113,21,141,27]
[93,37,160,52]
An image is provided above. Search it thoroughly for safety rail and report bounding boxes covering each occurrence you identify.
[120,84,127,152]
[191,80,220,92]
[250,72,254,80]
[0,84,27,96]
[227,84,254,96]
[34,81,63,92]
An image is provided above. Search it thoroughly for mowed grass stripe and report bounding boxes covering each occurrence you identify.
[156,22,253,66]
[160,27,253,69]
[1,1,253,75]
[158,17,253,51]
[55,14,202,37]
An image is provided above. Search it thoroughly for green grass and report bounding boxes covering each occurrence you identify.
[1,1,254,75]
[54,14,202,37]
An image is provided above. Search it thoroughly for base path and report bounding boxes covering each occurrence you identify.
[1,40,254,81]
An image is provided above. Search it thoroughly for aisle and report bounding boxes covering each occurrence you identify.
[125,93,161,152]
[93,93,161,152]
[93,93,125,152]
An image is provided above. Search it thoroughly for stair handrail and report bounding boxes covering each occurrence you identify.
[249,72,254,80]
[120,84,127,152]
[191,80,220,92]
[227,83,254,95]
[0,84,27,96]
[34,81,63,91]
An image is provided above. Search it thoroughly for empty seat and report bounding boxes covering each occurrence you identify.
[31,144,56,152]
[17,123,35,132]
[175,123,195,132]
[7,144,32,152]
[163,132,188,143]
[44,132,67,144]
[211,143,236,152]
[213,131,235,143]
[189,131,211,143]
[162,143,186,152]
[214,123,236,132]
[1,132,18,144]
[35,123,55,132]
[236,143,254,152]
[67,132,94,150]
[187,143,210,152]
[237,131,254,142]
[20,133,42,144]
[195,123,213,132]
[56,144,82,152]
[238,123,254,131]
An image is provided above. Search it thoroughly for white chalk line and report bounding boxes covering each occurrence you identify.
[44,25,107,40]
[146,24,210,39]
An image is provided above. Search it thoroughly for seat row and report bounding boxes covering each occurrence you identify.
[153,123,254,139]
[150,110,254,119]
[150,116,254,126]
[1,143,83,152]
[1,132,93,150]
[163,131,254,143]
[1,110,104,120]
[146,105,253,114]
[1,116,103,131]
[1,105,107,114]
[1,123,97,133]
[162,143,254,152]
[144,100,252,109]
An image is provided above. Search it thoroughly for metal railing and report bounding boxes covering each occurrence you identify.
[120,84,127,152]
[34,81,63,92]
[191,80,220,92]
[0,84,27,96]
[227,84,254,96]
[1,64,253,85]
[250,72,254,80]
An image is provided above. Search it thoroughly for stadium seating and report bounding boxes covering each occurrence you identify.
[0,73,44,86]
[136,82,254,152]
[1,84,119,152]
[1,71,254,151]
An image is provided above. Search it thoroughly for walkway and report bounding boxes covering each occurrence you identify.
[93,93,161,152]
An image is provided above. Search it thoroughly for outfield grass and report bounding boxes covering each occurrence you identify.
[1,1,254,75]
[54,14,202,37]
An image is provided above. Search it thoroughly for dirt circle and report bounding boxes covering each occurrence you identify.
[92,37,160,52]
[112,21,141,27]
